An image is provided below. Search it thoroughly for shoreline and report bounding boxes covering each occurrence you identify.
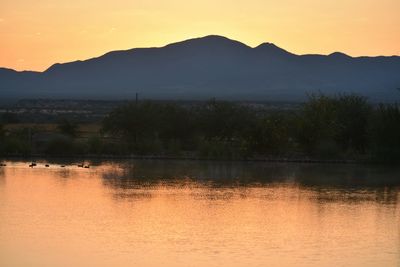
[0,153,390,165]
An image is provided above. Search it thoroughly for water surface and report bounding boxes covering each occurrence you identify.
[0,160,399,267]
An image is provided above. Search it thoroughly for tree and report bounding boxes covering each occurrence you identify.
[295,93,338,154]
[333,94,371,153]
[0,124,5,138]
[103,102,164,141]
[57,119,78,137]
[295,93,371,156]
[369,103,400,160]
[197,100,256,141]
[249,112,293,155]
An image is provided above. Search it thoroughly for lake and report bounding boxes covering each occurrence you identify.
[0,160,399,267]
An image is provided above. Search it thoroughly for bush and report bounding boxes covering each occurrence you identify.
[314,139,342,159]
[44,136,77,156]
[197,100,256,141]
[133,137,164,155]
[249,113,294,155]
[57,119,78,137]
[87,136,103,154]
[295,93,371,156]
[1,137,31,155]
[369,104,400,160]
[197,139,250,159]
[165,139,182,156]
[98,97,399,161]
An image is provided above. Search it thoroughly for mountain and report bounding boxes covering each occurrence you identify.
[1,35,400,101]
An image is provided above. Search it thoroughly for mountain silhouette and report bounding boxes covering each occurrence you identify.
[1,35,400,101]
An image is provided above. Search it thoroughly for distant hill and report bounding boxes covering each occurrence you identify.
[1,35,400,101]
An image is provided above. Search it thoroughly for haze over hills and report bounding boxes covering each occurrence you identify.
[1,35,399,102]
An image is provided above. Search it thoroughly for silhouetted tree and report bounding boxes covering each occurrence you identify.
[57,119,78,137]
[0,124,4,138]
[295,93,371,156]
[295,93,338,155]
[250,112,294,155]
[103,102,158,140]
[333,94,371,153]
[99,96,399,161]
[158,104,196,142]
[369,103,400,160]
[197,100,256,141]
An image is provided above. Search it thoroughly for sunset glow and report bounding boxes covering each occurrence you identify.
[1,0,399,71]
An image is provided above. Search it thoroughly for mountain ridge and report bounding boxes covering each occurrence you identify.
[1,35,400,101]
[3,35,400,73]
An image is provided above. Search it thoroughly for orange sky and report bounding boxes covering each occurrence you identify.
[1,0,399,71]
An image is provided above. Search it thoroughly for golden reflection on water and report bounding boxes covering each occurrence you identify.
[0,161,399,267]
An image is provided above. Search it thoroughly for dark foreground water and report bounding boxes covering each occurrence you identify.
[0,160,399,267]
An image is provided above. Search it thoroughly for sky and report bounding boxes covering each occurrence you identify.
[1,0,399,71]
